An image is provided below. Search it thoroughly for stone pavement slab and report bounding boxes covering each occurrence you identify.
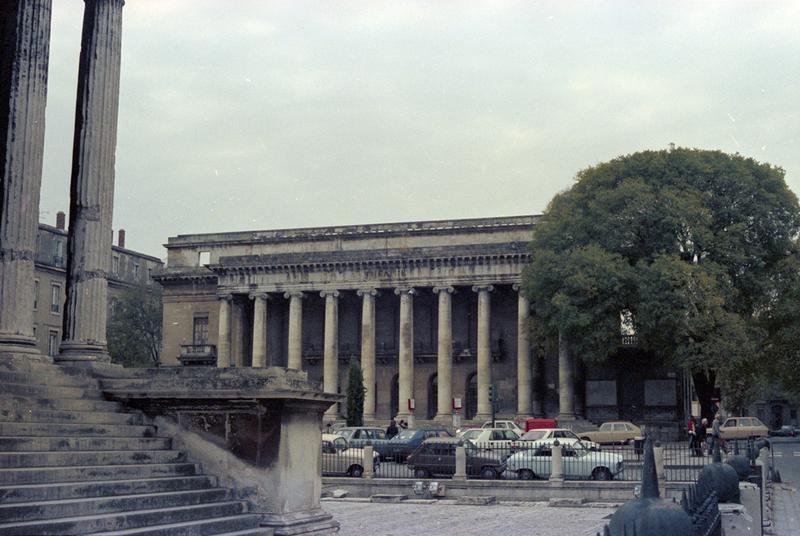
[323,500,615,536]
[770,484,800,536]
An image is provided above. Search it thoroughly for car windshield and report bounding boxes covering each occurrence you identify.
[461,430,481,440]
[522,431,546,441]
[336,430,354,440]
[394,430,417,441]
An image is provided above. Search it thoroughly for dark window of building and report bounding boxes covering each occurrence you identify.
[427,373,438,420]
[112,255,119,275]
[193,315,209,345]
[465,372,478,420]
[48,329,59,356]
[133,262,140,279]
[33,280,39,310]
[50,284,61,314]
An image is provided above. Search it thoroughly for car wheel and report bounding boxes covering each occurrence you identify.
[518,469,536,480]
[592,467,612,481]
[480,466,498,480]
[348,465,364,478]
[414,468,430,478]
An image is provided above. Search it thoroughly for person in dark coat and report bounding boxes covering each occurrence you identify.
[695,418,707,456]
[386,419,399,439]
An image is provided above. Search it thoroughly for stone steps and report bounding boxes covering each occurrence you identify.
[2,382,105,400]
[91,514,273,536]
[0,449,187,468]
[0,362,269,535]
[0,488,233,523]
[0,421,155,437]
[0,407,143,425]
[0,462,201,485]
[0,394,121,412]
[0,475,217,503]
[0,436,170,451]
[0,500,250,535]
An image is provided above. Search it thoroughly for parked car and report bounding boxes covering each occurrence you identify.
[459,428,520,450]
[580,422,643,445]
[406,438,507,479]
[333,426,386,448]
[371,428,452,462]
[506,444,624,481]
[516,428,600,451]
[481,420,524,435]
[770,425,797,437]
[321,434,379,477]
[719,417,769,440]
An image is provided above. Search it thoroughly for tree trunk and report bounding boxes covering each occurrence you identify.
[692,370,718,421]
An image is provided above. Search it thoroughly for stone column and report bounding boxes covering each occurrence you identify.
[557,329,575,420]
[321,290,339,419]
[433,286,455,423]
[285,291,304,370]
[473,285,494,421]
[358,288,378,421]
[0,0,52,360]
[216,295,232,368]
[395,287,416,423]
[57,0,125,363]
[250,293,268,368]
[514,284,532,419]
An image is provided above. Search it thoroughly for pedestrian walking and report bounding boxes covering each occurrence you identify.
[386,419,399,439]
[687,415,696,453]
[695,418,707,456]
[710,413,726,454]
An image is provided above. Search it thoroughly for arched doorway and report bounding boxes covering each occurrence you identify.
[465,372,477,420]
[390,374,399,419]
[427,374,438,420]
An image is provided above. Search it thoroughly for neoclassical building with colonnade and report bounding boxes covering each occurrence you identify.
[155,215,686,432]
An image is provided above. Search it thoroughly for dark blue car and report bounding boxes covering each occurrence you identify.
[372,428,452,462]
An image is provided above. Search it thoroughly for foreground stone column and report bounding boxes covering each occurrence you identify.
[433,286,454,423]
[58,0,125,363]
[0,0,52,360]
[514,285,532,418]
[395,287,415,422]
[358,289,378,421]
[557,329,575,420]
[473,285,494,420]
[321,290,339,419]
[216,295,232,367]
[250,293,268,368]
[285,291,304,370]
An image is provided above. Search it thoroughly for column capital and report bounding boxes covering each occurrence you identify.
[320,290,340,299]
[249,292,270,300]
[432,285,456,295]
[357,288,380,297]
[394,287,417,296]
[472,284,495,293]
[217,293,234,302]
[284,291,305,300]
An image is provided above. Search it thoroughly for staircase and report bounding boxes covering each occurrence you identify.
[0,359,272,535]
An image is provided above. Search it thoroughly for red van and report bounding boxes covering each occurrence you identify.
[524,418,557,432]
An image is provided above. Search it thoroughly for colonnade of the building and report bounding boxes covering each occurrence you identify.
[215,284,578,423]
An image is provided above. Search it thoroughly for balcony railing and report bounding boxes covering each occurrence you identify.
[179,344,217,366]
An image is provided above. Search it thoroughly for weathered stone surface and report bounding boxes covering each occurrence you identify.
[331,489,348,499]
[370,494,408,503]
[456,495,497,505]
[548,497,585,507]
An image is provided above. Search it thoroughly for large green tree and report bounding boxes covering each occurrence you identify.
[522,148,800,417]
[107,284,163,367]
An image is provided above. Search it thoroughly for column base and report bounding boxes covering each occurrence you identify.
[515,414,533,421]
[0,334,40,357]
[474,413,492,422]
[557,413,576,421]
[433,413,454,424]
[259,507,339,535]
[56,341,111,364]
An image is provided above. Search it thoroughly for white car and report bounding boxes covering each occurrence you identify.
[481,420,524,435]
[516,428,600,451]
[506,444,623,480]
[321,434,379,477]
[459,428,520,449]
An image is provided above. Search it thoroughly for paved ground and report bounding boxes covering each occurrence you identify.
[770,484,800,536]
[322,499,616,536]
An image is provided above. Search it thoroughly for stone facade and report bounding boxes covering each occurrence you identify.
[32,216,163,358]
[156,216,686,430]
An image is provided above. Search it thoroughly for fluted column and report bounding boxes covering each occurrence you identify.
[395,287,416,423]
[216,295,232,368]
[250,293,268,368]
[0,0,52,359]
[514,284,532,418]
[285,291,304,370]
[358,288,378,421]
[558,329,575,420]
[58,0,125,363]
[433,286,455,423]
[321,290,339,419]
[473,284,494,420]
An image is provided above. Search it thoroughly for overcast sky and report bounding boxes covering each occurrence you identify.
[41,1,800,258]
